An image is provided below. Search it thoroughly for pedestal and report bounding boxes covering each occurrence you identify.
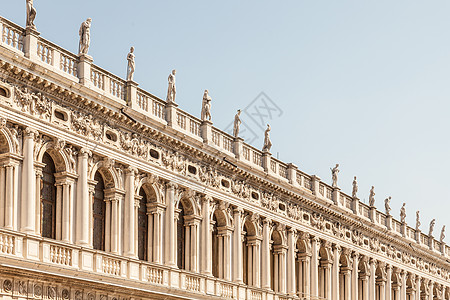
[126,80,139,109]
[233,137,244,159]
[352,197,360,215]
[332,187,341,206]
[287,163,298,186]
[165,102,178,128]
[23,28,40,60]
[415,229,421,244]
[78,54,93,86]
[262,150,272,174]
[311,175,321,196]
[369,206,376,222]
[386,215,393,230]
[200,120,213,144]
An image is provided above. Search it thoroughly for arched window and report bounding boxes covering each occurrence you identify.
[137,188,148,261]
[93,172,106,251]
[176,203,185,269]
[41,152,56,239]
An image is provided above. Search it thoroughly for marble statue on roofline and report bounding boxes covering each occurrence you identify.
[352,176,358,198]
[369,186,375,206]
[440,225,446,244]
[384,197,391,216]
[262,124,272,152]
[400,203,406,223]
[201,90,212,122]
[429,219,436,237]
[126,47,135,81]
[166,70,176,103]
[331,164,339,188]
[416,210,421,231]
[26,0,37,30]
[79,18,92,55]
[233,109,242,138]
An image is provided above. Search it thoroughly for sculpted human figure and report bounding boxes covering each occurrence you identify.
[26,0,37,30]
[384,197,391,216]
[79,18,92,55]
[262,124,272,152]
[126,47,135,81]
[416,211,421,230]
[440,225,446,243]
[201,90,212,121]
[330,164,339,187]
[352,176,358,198]
[429,219,436,237]
[233,109,242,138]
[166,70,176,103]
[369,186,375,206]
[400,203,406,223]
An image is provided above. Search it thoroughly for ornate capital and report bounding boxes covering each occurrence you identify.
[24,127,37,138]
[79,148,92,157]
[126,166,138,176]
[166,181,178,190]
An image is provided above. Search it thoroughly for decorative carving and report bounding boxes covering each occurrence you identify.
[385,197,391,216]
[352,176,358,198]
[18,281,27,295]
[201,90,212,121]
[400,203,406,224]
[34,284,43,297]
[262,124,272,152]
[166,70,176,103]
[62,289,70,299]
[233,109,241,138]
[126,47,135,81]
[79,18,92,55]
[3,280,12,292]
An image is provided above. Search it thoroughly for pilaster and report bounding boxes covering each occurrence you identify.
[23,28,40,60]
[20,128,37,235]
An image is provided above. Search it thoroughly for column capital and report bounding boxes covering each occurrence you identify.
[166,181,178,190]
[24,127,38,138]
[126,166,138,175]
[233,207,244,215]
[201,194,213,204]
[79,148,92,157]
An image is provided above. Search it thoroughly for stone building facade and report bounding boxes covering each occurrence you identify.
[0,13,449,300]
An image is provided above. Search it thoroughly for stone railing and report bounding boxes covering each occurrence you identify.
[0,17,24,52]
[0,231,14,255]
[0,15,446,256]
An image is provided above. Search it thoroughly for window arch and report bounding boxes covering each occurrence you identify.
[137,188,148,261]
[93,171,106,251]
[41,152,56,239]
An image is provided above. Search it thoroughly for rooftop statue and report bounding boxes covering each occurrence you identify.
[201,90,212,121]
[369,186,375,206]
[429,219,436,237]
[166,70,176,103]
[262,124,272,152]
[416,211,421,231]
[126,47,135,81]
[79,18,92,55]
[331,164,339,188]
[384,197,391,216]
[26,0,37,30]
[352,176,358,198]
[400,203,406,223]
[233,109,242,138]
[441,225,446,244]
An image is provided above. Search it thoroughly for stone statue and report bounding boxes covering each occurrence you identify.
[384,197,391,216]
[126,47,135,81]
[440,225,446,243]
[330,164,339,187]
[166,70,176,103]
[400,203,406,223]
[78,18,92,55]
[201,90,212,121]
[26,0,37,30]
[416,211,421,231]
[369,186,375,206]
[429,219,436,237]
[233,109,241,138]
[352,176,358,198]
[262,124,272,152]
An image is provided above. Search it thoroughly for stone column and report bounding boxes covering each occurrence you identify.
[279,247,287,294]
[61,182,71,242]
[400,271,407,300]
[332,245,342,300]
[386,265,392,300]
[4,164,14,229]
[104,199,111,252]
[233,208,243,283]
[352,253,359,300]
[287,229,296,295]
[0,165,5,227]
[152,209,163,263]
[311,237,320,298]
[111,197,119,254]
[261,218,271,289]
[35,166,43,235]
[165,182,177,267]
[415,276,421,300]
[369,259,376,300]
[201,194,212,276]
[254,238,261,288]
[224,230,232,281]
[343,268,352,300]
[76,148,91,247]
[322,260,333,300]
[124,167,136,257]
[428,281,434,300]
[21,128,36,234]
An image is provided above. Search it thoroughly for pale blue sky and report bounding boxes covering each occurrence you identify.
[3,1,449,241]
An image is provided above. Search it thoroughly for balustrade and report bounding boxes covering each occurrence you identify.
[0,18,23,51]
[37,41,53,65]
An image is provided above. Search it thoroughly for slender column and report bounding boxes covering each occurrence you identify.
[332,245,342,300]
[35,167,42,235]
[343,269,352,300]
[233,208,243,283]
[324,261,332,300]
[280,247,287,294]
[61,183,70,242]
[13,165,19,230]
[55,184,62,239]
[248,242,253,285]
[428,282,434,300]
[105,199,111,252]
[111,198,118,254]
[362,275,369,300]
[21,128,36,234]
[400,271,407,300]
[124,167,136,257]
[304,254,311,298]
[76,148,91,246]
[262,218,271,289]
[192,221,200,272]
[274,251,279,292]
[4,165,14,229]
[218,234,224,277]
[386,265,392,300]
[369,259,376,300]
[185,224,191,270]
[287,229,296,295]
[311,237,320,298]
[254,238,261,288]
[153,211,162,263]
[0,166,5,227]
[68,182,74,243]
[352,253,359,300]
[224,231,232,281]
[415,276,421,300]
[201,195,212,275]
[165,182,176,266]
[147,210,153,261]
